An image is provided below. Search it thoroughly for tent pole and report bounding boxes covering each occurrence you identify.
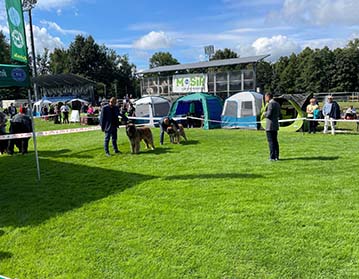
[28,88,41,181]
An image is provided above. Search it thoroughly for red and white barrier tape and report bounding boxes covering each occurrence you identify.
[0,126,101,140]
[2,115,359,141]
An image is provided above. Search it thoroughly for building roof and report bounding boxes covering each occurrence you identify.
[32,73,96,88]
[139,54,270,75]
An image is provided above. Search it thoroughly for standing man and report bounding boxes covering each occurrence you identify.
[323,95,341,135]
[100,97,122,156]
[264,93,281,161]
[60,103,70,124]
[159,116,179,145]
[8,103,17,119]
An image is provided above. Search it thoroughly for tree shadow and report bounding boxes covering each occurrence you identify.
[280,156,340,161]
[0,251,12,261]
[182,140,200,145]
[164,173,263,181]
[38,149,94,159]
[0,157,156,228]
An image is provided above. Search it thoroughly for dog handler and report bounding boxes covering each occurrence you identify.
[100,97,122,157]
[159,116,179,145]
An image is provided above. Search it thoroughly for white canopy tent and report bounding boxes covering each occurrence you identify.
[134,96,171,126]
[222,91,263,129]
[34,99,52,117]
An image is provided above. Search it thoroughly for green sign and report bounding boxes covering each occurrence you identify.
[0,64,30,87]
[5,0,28,63]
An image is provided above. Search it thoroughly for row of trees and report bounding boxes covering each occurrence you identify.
[1,29,359,99]
[152,41,359,95]
[257,39,359,94]
[0,33,138,99]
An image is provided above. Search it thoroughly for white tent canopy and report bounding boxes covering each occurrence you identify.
[222,91,263,129]
[134,96,171,126]
[67,98,89,104]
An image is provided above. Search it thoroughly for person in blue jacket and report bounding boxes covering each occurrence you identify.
[100,97,126,156]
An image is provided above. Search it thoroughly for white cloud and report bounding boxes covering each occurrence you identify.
[133,31,173,50]
[40,20,85,36]
[36,0,76,10]
[0,24,9,34]
[237,35,301,61]
[128,22,168,32]
[276,0,359,26]
[302,38,347,50]
[106,43,133,49]
[26,24,64,54]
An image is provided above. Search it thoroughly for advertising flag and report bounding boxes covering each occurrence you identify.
[5,0,28,63]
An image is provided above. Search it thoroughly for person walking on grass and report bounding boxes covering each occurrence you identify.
[323,95,341,135]
[100,97,123,157]
[264,93,281,161]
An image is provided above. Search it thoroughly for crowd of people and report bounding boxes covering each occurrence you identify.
[305,95,343,135]
[0,94,357,157]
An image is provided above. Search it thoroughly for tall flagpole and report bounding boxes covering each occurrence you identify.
[22,0,41,181]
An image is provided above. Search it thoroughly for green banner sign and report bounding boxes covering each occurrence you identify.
[0,64,30,87]
[5,0,28,63]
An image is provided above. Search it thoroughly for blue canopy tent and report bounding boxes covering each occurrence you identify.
[169,93,223,129]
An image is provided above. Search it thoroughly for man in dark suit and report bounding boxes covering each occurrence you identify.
[264,93,281,161]
[100,97,122,157]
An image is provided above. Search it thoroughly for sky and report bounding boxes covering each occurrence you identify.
[0,0,359,70]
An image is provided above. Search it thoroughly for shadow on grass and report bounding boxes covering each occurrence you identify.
[280,156,340,161]
[0,157,156,228]
[182,140,200,146]
[0,230,4,237]
[138,147,172,155]
[37,149,94,159]
[164,173,263,180]
[0,251,12,261]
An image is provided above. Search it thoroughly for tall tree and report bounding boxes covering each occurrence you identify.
[149,52,179,68]
[210,48,238,60]
[256,61,273,93]
[36,48,51,75]
[49,48,70,74]
[0,31,10,64]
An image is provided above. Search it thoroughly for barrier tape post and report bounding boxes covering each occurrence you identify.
[28,89,41,181]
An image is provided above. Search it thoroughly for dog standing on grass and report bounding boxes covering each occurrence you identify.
[126,123,155,154]
[167,123,187,144]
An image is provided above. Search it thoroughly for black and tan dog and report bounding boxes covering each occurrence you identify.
[167,123,187,144]
[126,123,155,154]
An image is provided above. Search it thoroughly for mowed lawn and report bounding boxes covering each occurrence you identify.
[1,122,359,278]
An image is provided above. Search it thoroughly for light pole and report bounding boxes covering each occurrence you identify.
[22,0,38,101]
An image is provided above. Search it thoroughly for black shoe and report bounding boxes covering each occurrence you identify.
[114,150,121,154]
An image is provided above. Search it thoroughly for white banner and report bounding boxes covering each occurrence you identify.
[173,74,208,93]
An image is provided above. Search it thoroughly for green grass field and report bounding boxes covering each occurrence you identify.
[1,121,359,278]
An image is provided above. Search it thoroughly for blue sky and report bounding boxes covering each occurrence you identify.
[1,0,359,70]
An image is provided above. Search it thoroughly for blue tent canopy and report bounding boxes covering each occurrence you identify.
[169,93,223,129]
